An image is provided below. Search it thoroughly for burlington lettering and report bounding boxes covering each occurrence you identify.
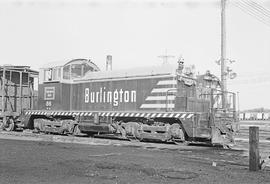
[84,87,136,106]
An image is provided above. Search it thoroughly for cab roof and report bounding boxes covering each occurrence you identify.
[40,58,100,71]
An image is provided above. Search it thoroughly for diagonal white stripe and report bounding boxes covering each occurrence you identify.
[163,113,168,117]
[145,96,175,101]
[151,88,177,93]
[169,114,174,117]
[140,104,175,109]
[180,114,186,118]
[175,114,181,118]
[157,80,177,85]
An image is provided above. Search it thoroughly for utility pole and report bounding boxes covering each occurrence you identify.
[221,0,227,109]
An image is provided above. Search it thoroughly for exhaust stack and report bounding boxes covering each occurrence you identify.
[106,55,112,71]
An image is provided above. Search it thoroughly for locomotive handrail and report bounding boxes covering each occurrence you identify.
[165,88,177,112]
[198,89,237,121]
[210,89,237,121]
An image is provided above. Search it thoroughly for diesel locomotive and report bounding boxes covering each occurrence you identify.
[1,57,237,146]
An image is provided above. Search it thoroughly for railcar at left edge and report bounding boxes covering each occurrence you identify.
[0,65,38,131]
[21,58,237,146]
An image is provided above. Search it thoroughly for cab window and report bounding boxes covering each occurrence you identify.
[63,65,71,80]
[43,67,61,82]
[71,64,83,78]
[44,69,52,81]
[63,63,98,80]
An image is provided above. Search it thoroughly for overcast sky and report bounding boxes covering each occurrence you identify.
[0,0,269,110]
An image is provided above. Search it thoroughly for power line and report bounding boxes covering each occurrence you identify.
[235,4,270,26]
[238,0,270,22]
[237,0,270,17]
[245,0,270,19]
[234,2,270,26]
[232,2,270,26]
[230,0,270,27]
[235,0,270,23]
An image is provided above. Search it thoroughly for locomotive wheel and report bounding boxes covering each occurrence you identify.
[0,120,4,130]
[72,125,81,136]
[4,118,15,132]
[169,123,185,141]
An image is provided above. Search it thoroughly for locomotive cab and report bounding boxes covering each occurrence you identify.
[38,59,100,111]
[40,59,100,83]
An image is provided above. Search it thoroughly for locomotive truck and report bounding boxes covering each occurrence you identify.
[1,58,237,146]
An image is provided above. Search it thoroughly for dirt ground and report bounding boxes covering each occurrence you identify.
[0,132,270,184]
